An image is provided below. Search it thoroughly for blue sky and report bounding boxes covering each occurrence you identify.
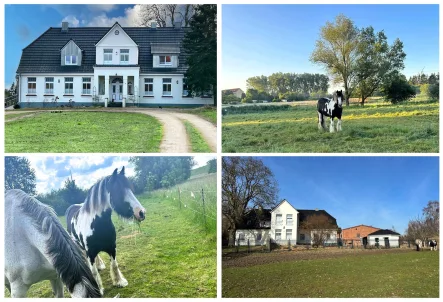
[24,155,215,194]
[222,4,439,92]
[4,4,141,87]
[256,156,439,235]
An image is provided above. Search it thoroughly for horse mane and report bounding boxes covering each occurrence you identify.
[17,190,101,298]
[82,176,110,213]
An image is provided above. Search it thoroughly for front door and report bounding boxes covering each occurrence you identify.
[111,80,123,102]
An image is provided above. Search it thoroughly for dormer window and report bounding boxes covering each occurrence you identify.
[104,49,113,64]
[65,55,77,65]
[159,55,172,66]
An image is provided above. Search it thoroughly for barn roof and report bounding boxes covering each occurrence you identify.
[342,224,380,230]
[367,229,400,236]
[17,24,188,74]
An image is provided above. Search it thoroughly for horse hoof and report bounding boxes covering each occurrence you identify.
[114,278,128,288]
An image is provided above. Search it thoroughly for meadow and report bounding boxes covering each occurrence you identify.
[222,249,439,298]
[5,174,217,298]
[222,99,439,153]
[5,111,162,153]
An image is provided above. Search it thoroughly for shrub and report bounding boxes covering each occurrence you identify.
[428,83,439,100]
[272,98,280,102]
[222,94,241,104]
[281,92,310,102]
[13,104,20,109]
[223,105,291,115]
[382,76,416,104]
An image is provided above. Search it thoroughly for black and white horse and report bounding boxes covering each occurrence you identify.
[5,189,101,298]
[66,167,146,294]
[429,239,438,251]
[317,90,344,132]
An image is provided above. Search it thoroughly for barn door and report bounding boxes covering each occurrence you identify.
[384,237,390,248]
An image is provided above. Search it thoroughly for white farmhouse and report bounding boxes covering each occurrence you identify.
[235,199,339,246]
[16,22,213,108]
[366,229,400,248]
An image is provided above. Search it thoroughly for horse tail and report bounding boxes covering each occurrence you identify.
[65,203,82,234]
[18,192,101,298]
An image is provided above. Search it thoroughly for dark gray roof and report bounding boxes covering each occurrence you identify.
[298,209,338,228]
[367,229,400,236]
[17,24,188,74]
[151,43,181,54]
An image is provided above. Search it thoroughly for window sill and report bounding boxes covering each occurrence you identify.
[162,96,173,98]
[81,94,92,96]
[143,95,154,98]
[43,94,54,96]
[182,96,193,98]
[63,94,74,97]
[26,94,37,96]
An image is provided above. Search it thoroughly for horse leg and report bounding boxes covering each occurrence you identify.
[109,249,128,287]
[9,281,30,298]
[95,254,106,271]
[337,118,342,131]
[329,117,335,133]
[89,257,105,295]
[50,278,64,298]
[317,112,323,130]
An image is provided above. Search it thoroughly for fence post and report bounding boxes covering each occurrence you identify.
[288,239,292,251]
[247,239,250,253]
[267,237,271,252]
[201,188,207,233]
[236,239,239,253]
[178,187,181,209]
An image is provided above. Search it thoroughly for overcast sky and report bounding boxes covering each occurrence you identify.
[24,155,215,194]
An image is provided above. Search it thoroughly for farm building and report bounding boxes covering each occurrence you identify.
[235,199,339,246]
[366,229,400,248]
[222,88,244,99]
[341,224,380,247]
[16,22,213,108]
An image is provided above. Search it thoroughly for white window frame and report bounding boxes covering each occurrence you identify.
[300,233,305,241]
[276,214,283,226]
[82,77,91,95]
[286,214,293,226]
[27,77,36,94]
[120,49,129,64]
[44,77,54,94]
[162,78,172,96]
[65,55,77,65]
[104,49,113,64]
[64,77,74,94]
[286,229,292,240]
[275,229,282,241]
[238,233,245,241]
[144,78,153,96]
[159,55,172,66]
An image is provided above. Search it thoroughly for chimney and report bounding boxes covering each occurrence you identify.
[151,22,157,29]
[62,22,69,32]
[174,22,181,29]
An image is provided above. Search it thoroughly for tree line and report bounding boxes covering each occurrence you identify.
[404,201,439,245]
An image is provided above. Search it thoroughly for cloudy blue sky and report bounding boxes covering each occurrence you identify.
[5,4,144,87]
[257,156,439,235]
[25,156,215,194]
[223,4,439,92]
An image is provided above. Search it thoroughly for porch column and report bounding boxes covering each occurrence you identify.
[104,75,109,107]
[134,72,140,106]
[93,73,99,97]
[122,75,128,107]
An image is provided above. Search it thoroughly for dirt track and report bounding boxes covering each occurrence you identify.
[223,247,416,268]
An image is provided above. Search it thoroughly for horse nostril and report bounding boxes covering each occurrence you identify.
[139,210,145,220]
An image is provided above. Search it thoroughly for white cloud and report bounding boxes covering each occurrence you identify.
[68,156,105,169]
[84,5,142,27]
[193,156,216,169]
[62,15,80,27]
[87,5,118,13]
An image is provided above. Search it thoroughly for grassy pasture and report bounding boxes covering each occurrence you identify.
[222,100,438,153]
[5,111,163,153]
[183,121,212,153]
[222,249,439,298]
[5,175,217,298]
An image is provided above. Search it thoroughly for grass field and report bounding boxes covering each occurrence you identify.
[5,175,217,298]
[184,121,212,153]
[222,100,439,153]
[4,112,40,121]
[223,249,439,298]
[5,112,162,153]
[187,107,217,125]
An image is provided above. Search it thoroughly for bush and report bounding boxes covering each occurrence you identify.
[281,92,310,102]
[420,84,430,96]
[382,76,416,104]
[13,104,20,109]
[223,105,291,115]
[222,94,241,104]
[428,83,439,100]
[272,98,280,102]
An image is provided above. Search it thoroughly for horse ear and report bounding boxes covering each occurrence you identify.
[112,168,118,177]
[119,166,125,175]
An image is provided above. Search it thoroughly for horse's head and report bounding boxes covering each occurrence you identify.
[334,90,344,108]
[107,167,146,222]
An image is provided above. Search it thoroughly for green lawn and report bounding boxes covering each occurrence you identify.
[184,121,212,153]
[5,112,40,121]
[5,175,217,298]
[5,112,162,152]
[188,107,217,125]
[223,250,439,298]
[222,101,439,152]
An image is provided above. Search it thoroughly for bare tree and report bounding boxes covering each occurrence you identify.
[405,201,439,246]
[300,214,337,247]
[222,157,278,246]
[138,4,195,27]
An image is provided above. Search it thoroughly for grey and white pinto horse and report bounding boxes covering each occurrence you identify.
[5,189,101,298]
[415,239,438,251]
[317,90,344,132]
[66,167,146,294]
[415,239,424,251]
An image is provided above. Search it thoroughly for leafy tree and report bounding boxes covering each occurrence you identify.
[182,4,217,105]
[381,73,416,104]
[60,175,87,206]
[420,84,430,96]
[246,75,270,94]
[300,213,337,247]
[428,83,439,100]
[354,27,406,105]
[222,157,279,246]
[36,189,69,216]
[5,157,36,195]
[207,158,216,174]
[222,94,240,104]
[243,88,259,103]
[311,14,360,106]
